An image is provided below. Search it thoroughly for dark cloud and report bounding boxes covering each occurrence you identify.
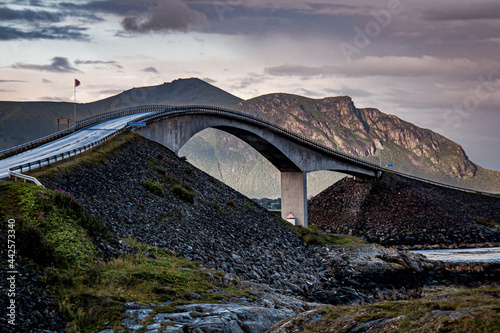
[122,0,209,33]
[59,0,209,33]
[0,79,25,82]
[12,57,81,73]
[0,25,89,40]
[0,6,64,22]
[143,66,159,73]
[42,78,52,83]
[59,0,145,16]
[75,59,123,69]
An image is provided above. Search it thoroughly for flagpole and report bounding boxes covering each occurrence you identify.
[74,79,76,126]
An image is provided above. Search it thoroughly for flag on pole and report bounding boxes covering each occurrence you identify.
[75,79,81,87]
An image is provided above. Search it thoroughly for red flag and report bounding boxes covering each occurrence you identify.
[75,79,81,87]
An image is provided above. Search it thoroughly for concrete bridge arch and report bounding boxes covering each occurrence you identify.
[133,107,381,226]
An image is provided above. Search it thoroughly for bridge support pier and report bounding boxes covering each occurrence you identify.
[281,172,307,227]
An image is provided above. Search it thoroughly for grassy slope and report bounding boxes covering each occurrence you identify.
[271,286,500,332]
[0,182,253,332]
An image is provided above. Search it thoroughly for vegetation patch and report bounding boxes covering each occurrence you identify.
[288,224,368,247]
[171,184,195,204]
[293,286,500,333]
[474,216,499,229]
[13,183,98,267]
[141,179,164,197]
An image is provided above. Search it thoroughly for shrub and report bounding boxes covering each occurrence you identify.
[141,179,164,197]
[17,218,57,266]
[171,185,194,204]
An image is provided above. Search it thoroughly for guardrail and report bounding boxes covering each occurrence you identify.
[8,171,44,187]
[0,105,168,159]
[129,105,385,173]
[129,105,499,197]
[386,169,500,198]
[8,129,124,174]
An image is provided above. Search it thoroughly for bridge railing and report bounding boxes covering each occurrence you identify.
[129,105,499,197]
[384,169,500,197]
[8,128,125,176]
[129,105,385,172]
[4,102,498,197]
[0,105,168,159]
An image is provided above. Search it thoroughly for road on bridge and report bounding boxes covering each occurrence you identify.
[0,112,153,179]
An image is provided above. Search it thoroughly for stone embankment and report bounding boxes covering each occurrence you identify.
[12,133,496,332]
[0,258,64,332]
[308,174,500,249]
[38,135,435,306]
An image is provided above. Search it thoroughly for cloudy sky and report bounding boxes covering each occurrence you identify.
[1,0,499,171]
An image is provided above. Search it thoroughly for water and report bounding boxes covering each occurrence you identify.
[411,247,500,263]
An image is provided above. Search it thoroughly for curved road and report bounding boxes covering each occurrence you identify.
[0,112,153,179]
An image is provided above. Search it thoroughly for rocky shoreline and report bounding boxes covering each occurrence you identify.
[4,133,498,332]
[394,242,500,251]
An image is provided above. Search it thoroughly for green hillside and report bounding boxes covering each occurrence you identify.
[0,78,242,150]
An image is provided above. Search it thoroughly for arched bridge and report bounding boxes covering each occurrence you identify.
[130,105,383,227]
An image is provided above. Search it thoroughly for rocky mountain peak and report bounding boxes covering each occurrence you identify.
[229,92,498,193]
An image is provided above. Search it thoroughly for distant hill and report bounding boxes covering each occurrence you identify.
[0,78,242,150]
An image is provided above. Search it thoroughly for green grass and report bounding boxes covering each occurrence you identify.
[288,224,368,247]
[51,240,251,332]
[146,157,195,203]
[171,184,194,204]
[296,286,500,333]
[474,216,499,229]
[141,179,164,197]
[12,183,100,267]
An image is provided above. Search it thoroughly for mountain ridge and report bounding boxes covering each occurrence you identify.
[183,90,498,196]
